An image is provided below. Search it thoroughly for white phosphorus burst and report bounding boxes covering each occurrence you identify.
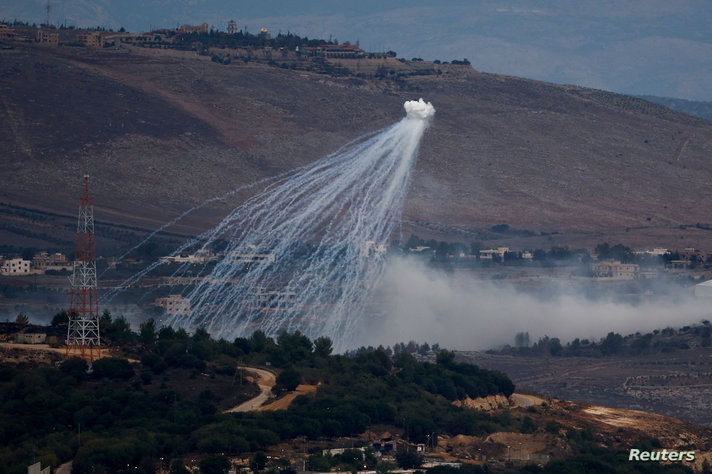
[107,100,434,351]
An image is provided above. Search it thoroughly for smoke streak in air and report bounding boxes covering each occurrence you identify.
[109,100,434,351]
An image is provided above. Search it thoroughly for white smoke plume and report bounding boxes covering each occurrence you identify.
[105,100,435,351]
[404,99,435,120]
[364,256,709,350]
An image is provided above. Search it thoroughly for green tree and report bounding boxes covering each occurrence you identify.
[520,416,537,434]
[91,357,134,379]
[306,454,331,471]
[600,332,624,355]
[514,332,530,348]
[199,455,231,474]
[277,330,313,362]
[274,367,301,393]
[251,451,268,471]
[139,319,157,346]
[436,349,455,367]
[545,420,561,434]
[21,247,36,261]
[170,460,190,473]
[51,310,69,327]
[395,450,422,469]
[60,357,88,381]
[314,336,333,357]
[249,330,270,352]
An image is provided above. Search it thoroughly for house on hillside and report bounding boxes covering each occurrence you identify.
[15,330,46,344]
[480,247,509,260]
[0,24,16,40]
[305,43,365,58]
[179,23,209,34]
[77,31,103,48]
[36,29,58,46]
[154,294,191,316]
[1,258,31,275]
[590,260,639,280]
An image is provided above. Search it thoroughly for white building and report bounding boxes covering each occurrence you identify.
[251,290,297,309]
[0,258,31,275]
[155,294,192,316]
[362,240,387,258]
[227,245,275,264]
[160,249,216,265]
[480,247,509,260]
[591,260,639,280]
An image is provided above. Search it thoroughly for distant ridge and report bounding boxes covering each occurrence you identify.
[638,95,712,123]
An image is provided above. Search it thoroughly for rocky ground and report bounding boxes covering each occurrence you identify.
[459,348,712,429]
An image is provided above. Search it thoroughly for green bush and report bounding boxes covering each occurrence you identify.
[91,357,134,379]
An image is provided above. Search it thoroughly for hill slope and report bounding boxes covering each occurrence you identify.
[1,43,711,253]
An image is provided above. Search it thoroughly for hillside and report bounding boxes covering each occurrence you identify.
[1,43,712,254]
[639,95,712,123]
[1,327,711,473]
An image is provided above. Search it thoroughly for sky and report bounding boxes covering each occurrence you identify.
[2,0,711,100]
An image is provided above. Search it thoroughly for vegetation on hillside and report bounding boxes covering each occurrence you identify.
[0,316,515,473]
[491,321,712,358]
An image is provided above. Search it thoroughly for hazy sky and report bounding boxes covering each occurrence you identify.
[2,0,711,100]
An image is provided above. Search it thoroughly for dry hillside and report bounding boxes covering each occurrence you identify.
[1,43,711,253]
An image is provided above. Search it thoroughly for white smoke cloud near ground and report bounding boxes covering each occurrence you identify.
[365,256,710,350]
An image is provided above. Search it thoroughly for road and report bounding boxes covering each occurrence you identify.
[223,366,277,413]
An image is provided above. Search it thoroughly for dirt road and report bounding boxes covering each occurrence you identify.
[258,384,318,411]
[224,367,276,413]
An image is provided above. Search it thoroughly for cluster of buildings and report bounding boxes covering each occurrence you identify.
[0,251,71,276]
[0,22,212,49]
[0,321,64,346]
[0,21,374,60]
[159,246,279,266]
[589,261,641,280]
[159,248,218,265]
[407,242,712,282]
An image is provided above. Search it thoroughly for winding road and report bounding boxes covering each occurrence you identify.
[224,366,276,413]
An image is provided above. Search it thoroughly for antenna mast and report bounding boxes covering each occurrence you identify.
[66,174,101,362]
[46,0,50,27]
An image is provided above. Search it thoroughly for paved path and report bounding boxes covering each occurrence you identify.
[224,367,276,413]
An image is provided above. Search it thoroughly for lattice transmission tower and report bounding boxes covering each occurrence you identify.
[66,174,101,362]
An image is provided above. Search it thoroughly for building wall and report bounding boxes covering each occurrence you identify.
[1,258,31,275]
[36,30,58,45]
[591,261,639,280]
[16,333,47,344]
[77,32,103,48]
[156,294,191,316]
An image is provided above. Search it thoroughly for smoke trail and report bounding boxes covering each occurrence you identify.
[98,172,293,280]
[118,100,434,350]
